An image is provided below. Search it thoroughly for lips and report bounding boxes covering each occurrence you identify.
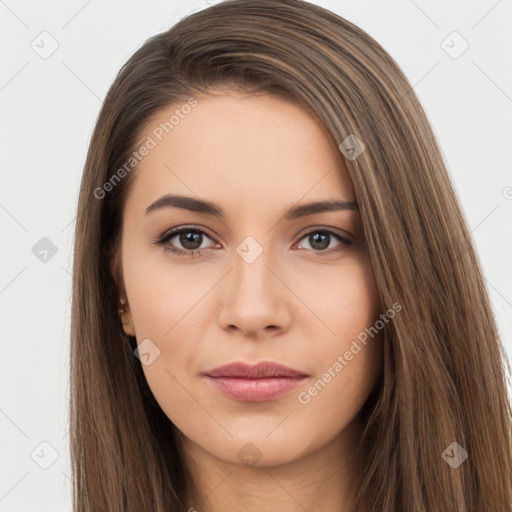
[203,361,308,402]
[204,361,308,379]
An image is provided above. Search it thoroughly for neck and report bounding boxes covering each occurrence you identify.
[177,416,362,512]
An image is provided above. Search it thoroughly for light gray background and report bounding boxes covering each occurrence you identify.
[1,0,511,510]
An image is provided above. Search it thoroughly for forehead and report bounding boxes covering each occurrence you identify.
[125,91,355,215]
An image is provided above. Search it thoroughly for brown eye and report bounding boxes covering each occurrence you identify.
[175,231,204,250]
[154,226,217,256]
[296,229,351,253]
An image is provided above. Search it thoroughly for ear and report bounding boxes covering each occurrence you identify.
[119,307,136,337]
[109,242,136,337]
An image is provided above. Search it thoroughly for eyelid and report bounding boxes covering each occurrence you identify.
[295,225,352,243]
[157,224,217,240]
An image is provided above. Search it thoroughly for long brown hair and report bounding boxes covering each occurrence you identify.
[70,0,512,510]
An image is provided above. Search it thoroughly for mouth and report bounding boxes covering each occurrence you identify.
[203,361,309,402]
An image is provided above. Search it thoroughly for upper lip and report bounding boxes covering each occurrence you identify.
[204,361,308,379]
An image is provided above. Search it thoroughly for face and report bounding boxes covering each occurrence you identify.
[116,89,383,469]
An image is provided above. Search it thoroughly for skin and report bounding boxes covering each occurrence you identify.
[116,89,383,512]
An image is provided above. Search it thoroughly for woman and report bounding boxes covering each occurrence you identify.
[69,0,512,510]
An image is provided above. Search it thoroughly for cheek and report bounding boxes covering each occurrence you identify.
[308,257,381,344]
[124,246,214,340]
[293,337,382,452]
[294,258,382,420]
[122,251,215,423]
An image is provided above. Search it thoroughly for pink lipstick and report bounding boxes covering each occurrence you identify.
[203,361,308,402]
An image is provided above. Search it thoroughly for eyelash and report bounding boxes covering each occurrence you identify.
[152,225,352,258]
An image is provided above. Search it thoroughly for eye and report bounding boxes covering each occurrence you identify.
[152,226,351,258]
[153,226,218,257]
[295,228,351,254]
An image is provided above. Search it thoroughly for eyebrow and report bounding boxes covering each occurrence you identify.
[145,194,359,220]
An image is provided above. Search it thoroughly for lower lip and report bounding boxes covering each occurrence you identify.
[205,376,307,402]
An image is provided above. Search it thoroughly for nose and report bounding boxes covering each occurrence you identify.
[217,242,292,338]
